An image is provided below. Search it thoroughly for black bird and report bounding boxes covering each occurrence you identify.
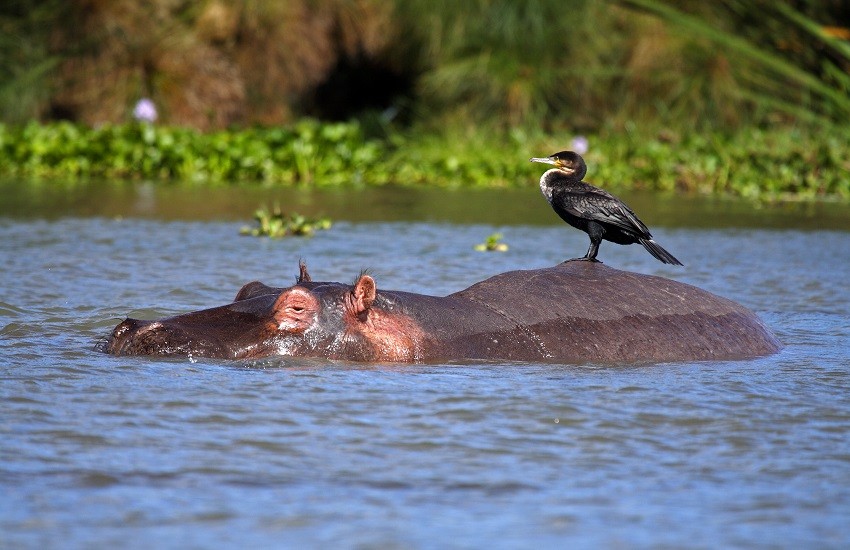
[530,150,683,265]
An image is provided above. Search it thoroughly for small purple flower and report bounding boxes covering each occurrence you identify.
[570,135,589,155]
[133,98,158,123]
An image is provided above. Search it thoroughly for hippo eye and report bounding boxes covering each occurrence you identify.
[290,306,305,313]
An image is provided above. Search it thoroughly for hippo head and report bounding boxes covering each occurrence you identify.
[103,262,425,362]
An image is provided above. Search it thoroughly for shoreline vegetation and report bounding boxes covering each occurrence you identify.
[0,120,847,201]
[2,2,849,201]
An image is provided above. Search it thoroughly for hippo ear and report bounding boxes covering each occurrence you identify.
[297,260,312,283]
[352,275,376,317]
[235,281,267,302]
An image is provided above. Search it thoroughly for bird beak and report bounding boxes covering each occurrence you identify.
[529,156,556,165]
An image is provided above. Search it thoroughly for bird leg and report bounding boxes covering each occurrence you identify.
[571,242,601,262]
[570,224,603,263]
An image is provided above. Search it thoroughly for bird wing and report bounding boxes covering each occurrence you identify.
[556,186,653,237]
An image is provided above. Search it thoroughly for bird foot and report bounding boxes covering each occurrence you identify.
[567,257,602,263]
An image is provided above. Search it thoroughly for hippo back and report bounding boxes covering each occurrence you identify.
[446,262,780,363]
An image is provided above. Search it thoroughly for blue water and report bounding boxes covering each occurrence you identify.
[2,212,850,548]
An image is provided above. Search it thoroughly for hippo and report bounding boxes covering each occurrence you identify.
[102,261,780,364]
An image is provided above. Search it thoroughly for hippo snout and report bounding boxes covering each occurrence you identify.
[106,318,165,355]
[105,318,225,357]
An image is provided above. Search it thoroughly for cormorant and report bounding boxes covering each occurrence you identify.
[530,150,683,265]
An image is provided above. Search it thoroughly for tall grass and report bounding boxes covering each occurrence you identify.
[0,1,847,131]
[406,1,570,124]
[621,0,850,124]
[0,0,68,123]
[395,0,850,131]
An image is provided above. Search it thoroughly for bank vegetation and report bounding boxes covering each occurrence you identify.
[1,1,848,199]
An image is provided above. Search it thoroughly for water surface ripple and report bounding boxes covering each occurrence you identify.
[2,217,849,549]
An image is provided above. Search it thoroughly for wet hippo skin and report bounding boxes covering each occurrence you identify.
[103,261,781,363]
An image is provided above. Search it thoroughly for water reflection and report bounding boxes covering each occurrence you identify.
[1,177,848,230]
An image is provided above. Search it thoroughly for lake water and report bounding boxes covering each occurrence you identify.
[2,181,850,548]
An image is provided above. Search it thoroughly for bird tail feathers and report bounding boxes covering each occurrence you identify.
[639,238,683,266]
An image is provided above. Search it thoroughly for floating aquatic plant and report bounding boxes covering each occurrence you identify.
[240,205,332,238]
[474,233,509,252]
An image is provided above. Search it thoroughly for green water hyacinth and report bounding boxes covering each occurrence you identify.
[240,206,332,238]
[474,233,509,252]
[0,121,848,200]
[0,119,380,184]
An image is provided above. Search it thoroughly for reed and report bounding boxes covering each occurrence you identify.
[0,0,67,123]
[621,0,850,123]
[0,1,847,131]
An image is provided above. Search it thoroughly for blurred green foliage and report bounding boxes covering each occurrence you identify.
[0,120,380,185]
[475,233,509,252]
[1,120,847,200]
[1,0,848,130]
[619,0,850,125]
[0,0,68,123]
[394,0,850,130]
[240,205,333,238]
[1,1,848,200]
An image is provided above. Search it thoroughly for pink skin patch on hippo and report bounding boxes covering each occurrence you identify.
[269,276,425,362]
[352,307,426,362]
[273,288,319,332]
[344,275,426,362]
